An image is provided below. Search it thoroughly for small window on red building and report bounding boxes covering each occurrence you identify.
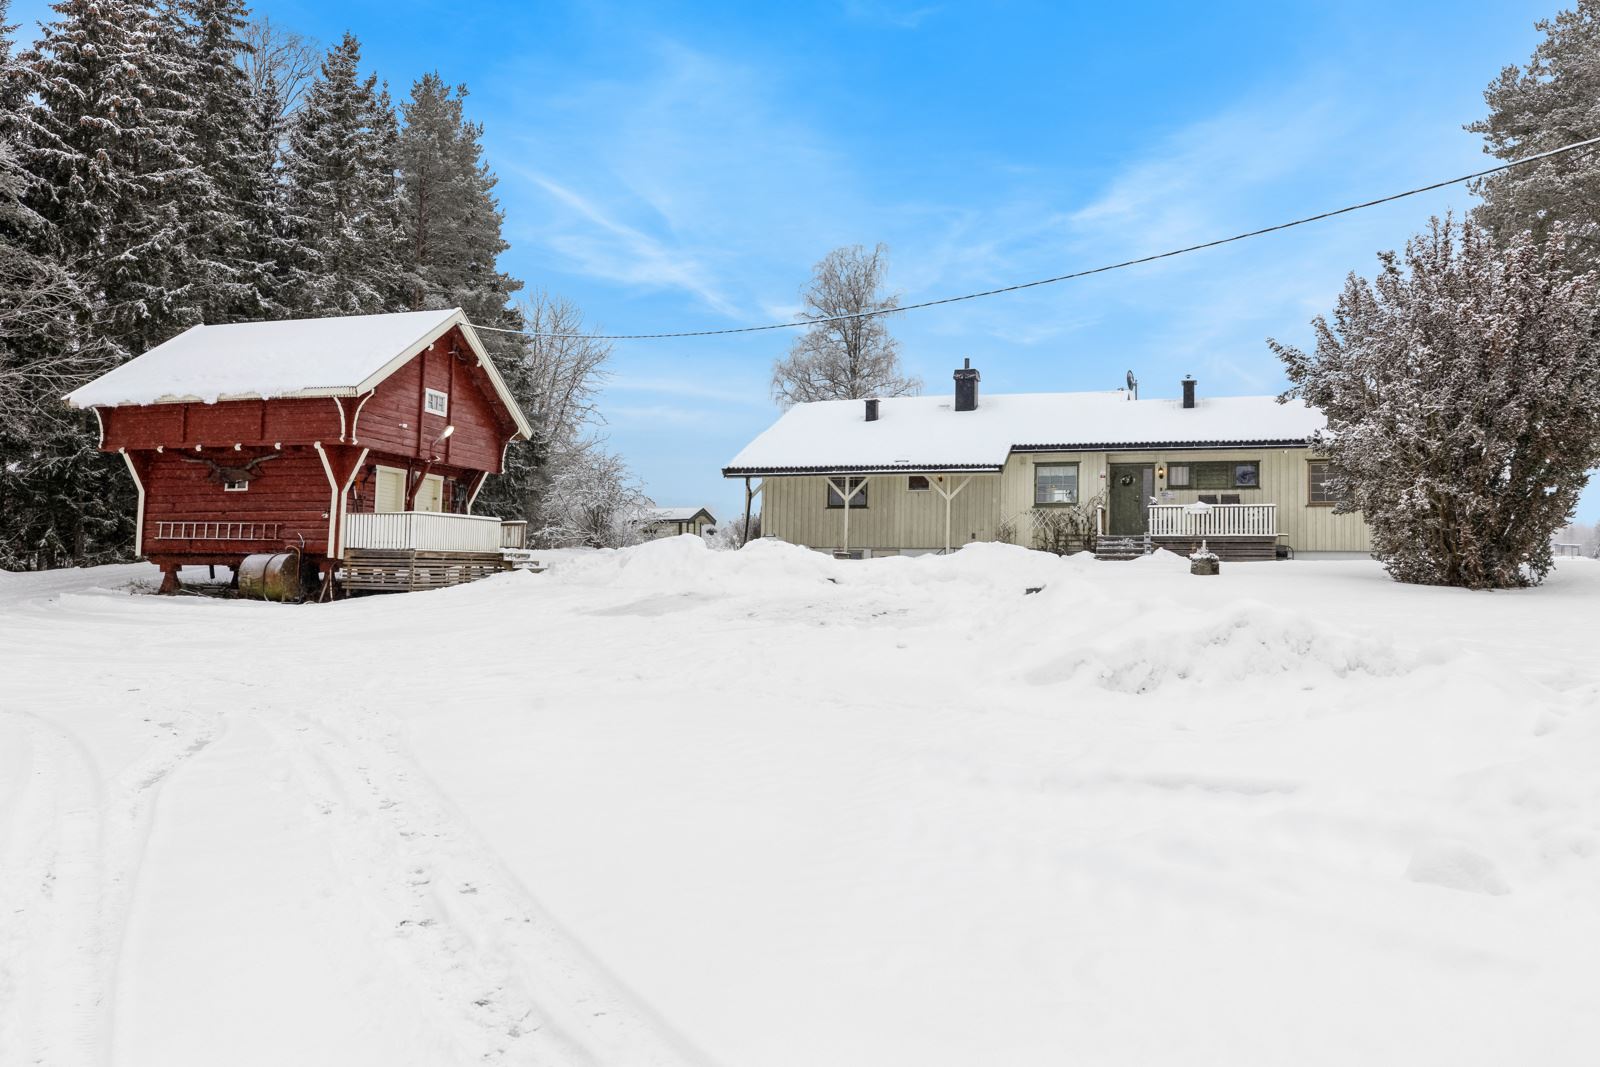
[224,480,248,492]
[425,388,448,417]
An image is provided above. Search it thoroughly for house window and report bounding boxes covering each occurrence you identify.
[424,388,448,417]
[826,477,869,508]
[908,475,931,491]
[223,480,248,492]
[1308,460,1336,505]
[1176,461,1260,490]
[1034,463,1079,505]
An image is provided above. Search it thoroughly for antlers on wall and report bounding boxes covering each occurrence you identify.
[177,451,282,484]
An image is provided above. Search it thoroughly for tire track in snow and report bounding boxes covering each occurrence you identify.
[254,703,708,1067]
[0,706,218,1066]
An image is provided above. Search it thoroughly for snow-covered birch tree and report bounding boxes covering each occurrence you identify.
[1270,216,1600,589]
[771,243,920,406]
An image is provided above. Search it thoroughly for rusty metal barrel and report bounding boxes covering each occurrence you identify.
[238,552,307,602]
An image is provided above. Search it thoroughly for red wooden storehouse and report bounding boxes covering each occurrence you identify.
[66,309,534,595]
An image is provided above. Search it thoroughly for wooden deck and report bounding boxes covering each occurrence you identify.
[338,548,514,592]
[338,513,533,593]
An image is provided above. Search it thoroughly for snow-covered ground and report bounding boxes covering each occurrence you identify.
[2,540,1597,1066]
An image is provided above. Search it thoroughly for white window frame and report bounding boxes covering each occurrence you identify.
[223,480,248,492]
[907,475,932,492]
[1033,462,1080,505]
[424,388,449,417]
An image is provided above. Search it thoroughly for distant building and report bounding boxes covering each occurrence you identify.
[723,362,1372,561]
[642,507,717,540]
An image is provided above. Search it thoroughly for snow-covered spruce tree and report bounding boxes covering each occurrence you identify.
[17,0,198,357]
[1270,217,1600,589]
[397,72,522,318]
[170,0,278,322]
[1468,0,1600,270]
[280,32,405,316]
[0,0,208,565]
[0,0,97,570]
[771,243,921,406]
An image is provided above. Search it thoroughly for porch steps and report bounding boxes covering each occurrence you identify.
[338,548,514,593]
[1095,536,1153,561]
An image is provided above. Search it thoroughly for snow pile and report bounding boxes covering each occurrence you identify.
[1016,600,1412,692]
[3,548,1599,1066]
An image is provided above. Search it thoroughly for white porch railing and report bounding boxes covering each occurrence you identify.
[1148,503,1278,538]
[344,511,505,553]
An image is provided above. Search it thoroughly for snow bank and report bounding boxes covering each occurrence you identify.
[5,548,1599,1066]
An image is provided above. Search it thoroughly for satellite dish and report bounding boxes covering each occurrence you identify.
[1125,370,1138,398]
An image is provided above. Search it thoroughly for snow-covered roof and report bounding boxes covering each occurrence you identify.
[724,391,1325,475]
[65,308,533,438]
[645,506,715,523]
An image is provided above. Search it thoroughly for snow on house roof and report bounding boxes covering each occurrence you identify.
[65,308,533,438]
[723,390,1325,475]
[645,506,714,523]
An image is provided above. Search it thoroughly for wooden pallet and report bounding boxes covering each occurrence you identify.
[338,549,514,593]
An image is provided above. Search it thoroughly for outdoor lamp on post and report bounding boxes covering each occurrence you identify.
[429,424,455,459]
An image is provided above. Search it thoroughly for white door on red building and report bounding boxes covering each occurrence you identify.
[415,474,444,512]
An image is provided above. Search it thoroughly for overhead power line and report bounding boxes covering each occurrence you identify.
[471,134,1600,342]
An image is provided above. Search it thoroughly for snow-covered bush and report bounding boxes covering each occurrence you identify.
[712,511,761,549]
[534,444,649,549]
[1272,217,1600,588]
[1028,494,1103,555]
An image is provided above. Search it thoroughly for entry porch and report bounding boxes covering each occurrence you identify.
[339,511,532,592]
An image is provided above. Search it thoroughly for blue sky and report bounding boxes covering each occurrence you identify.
[17,0,1597,525]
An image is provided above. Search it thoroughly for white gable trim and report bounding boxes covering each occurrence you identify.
[347,310,532,441]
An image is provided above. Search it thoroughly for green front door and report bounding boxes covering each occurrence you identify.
[1108,463,1154,535]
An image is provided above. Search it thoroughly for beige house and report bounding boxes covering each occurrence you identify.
[642,506,717,540]
[723,364,1370,561]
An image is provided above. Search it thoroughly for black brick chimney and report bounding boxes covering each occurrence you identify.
[1182,375,1196,409]
[954,358,979,412]
[865,398,880,421]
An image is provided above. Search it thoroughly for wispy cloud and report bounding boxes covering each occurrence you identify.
[606,375,767,406]
[511,170,741,318]
[841,1,942,30]
[606,403,720,427]
[496,41,860,329]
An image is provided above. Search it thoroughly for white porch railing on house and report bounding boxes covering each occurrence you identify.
[344,511,506,553]
[1147,503,1278,538]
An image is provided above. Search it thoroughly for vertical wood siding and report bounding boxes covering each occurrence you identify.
[762,473,1002,552]
[761,448,1370,554]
